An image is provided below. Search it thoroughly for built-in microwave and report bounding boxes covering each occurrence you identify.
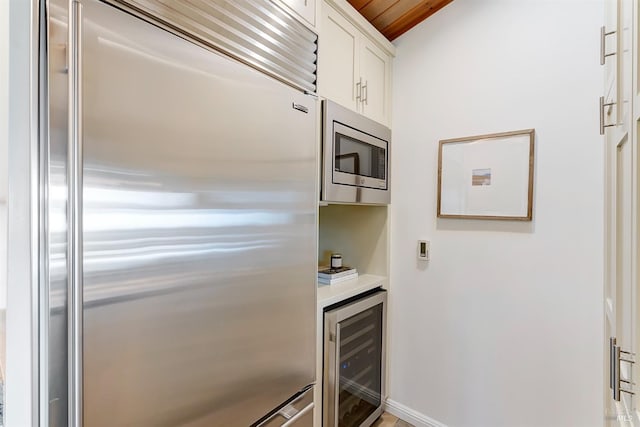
[322,100,391,205]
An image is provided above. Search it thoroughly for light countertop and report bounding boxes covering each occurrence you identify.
[317,274,386,309]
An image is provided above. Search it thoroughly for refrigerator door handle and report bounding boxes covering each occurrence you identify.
[255,387,314,426]
[281,403,313,426]
[68,1,84,426]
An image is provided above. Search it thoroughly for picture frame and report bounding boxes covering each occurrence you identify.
[437,129,535,221]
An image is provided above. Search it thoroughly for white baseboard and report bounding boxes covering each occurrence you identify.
[384,399,448,427]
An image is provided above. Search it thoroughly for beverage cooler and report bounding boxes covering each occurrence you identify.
[323,289,387,427]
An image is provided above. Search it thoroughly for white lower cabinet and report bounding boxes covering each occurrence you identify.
[314,204,391,426]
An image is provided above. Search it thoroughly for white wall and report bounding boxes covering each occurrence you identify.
[5,0,37,424]
[0,0,8,379]
[388,1,603,426]
[1,0,9,311]
[0,0,8,420]
[0,0,7,188]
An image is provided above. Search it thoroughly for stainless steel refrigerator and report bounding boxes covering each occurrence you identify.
[43,0,318,425]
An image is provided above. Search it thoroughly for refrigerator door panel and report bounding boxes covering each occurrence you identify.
[78,1,317,425]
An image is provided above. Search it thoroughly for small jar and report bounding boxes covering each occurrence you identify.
[330,253,343,269]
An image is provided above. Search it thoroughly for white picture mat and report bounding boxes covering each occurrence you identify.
[440,134,531,217]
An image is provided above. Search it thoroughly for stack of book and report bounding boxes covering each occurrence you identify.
[318,266,358,285]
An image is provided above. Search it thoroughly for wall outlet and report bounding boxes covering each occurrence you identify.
[418,240,430,261]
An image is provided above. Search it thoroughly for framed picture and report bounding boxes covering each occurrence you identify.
[437,129,535,221]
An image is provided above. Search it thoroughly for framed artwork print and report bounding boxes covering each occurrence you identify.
[437,129,535,221]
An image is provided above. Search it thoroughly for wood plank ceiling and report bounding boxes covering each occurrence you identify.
[347,0,454,41]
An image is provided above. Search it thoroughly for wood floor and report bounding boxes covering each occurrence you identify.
[371,412,414,427]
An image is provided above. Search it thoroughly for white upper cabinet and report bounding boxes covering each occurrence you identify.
[279,0,316,27]
[600,0,632,135]
[319,5,359,110]
[602,0,617,104]
[318,0,394,127]
[359,38,389,126]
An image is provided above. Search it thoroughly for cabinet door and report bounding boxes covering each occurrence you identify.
[618,0,631,130]
[603,0,638,423]
[359,38,390,126]
[280,0,316,26]
[603,0,617,94]
[319,4,359,111]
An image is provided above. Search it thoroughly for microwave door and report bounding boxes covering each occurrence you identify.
[335,152,362,202]
[332,124,388,191]
[321,99,391,204]
[336,152,361,177]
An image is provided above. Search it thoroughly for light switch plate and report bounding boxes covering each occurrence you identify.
[418,240,430,261]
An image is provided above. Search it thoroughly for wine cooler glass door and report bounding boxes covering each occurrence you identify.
[326,290,386,427]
